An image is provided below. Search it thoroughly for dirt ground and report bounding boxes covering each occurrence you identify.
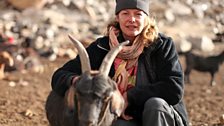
[0,51,224,126]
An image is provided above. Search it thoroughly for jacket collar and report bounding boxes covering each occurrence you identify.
[96,33,164,53]
[96,34,126,52]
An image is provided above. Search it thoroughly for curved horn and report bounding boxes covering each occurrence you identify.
[68,34,91,73]
[99,40,129,76]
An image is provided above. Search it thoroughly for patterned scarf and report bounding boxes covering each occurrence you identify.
[109,27,144,94]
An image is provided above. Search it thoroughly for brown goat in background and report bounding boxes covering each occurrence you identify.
[0,51,14,79]
[45,35,128,126]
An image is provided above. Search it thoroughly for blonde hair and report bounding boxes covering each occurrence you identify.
[106,16,159,47]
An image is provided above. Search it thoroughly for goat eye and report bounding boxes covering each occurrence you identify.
[92,94,100,99]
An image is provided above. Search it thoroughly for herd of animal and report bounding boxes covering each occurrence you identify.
[0,36,44,80]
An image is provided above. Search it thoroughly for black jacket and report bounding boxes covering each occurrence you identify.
[51,33,189,126]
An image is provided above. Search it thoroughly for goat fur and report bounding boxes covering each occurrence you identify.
[182,50,224,86]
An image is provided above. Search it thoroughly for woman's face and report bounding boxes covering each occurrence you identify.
[116,9,147,41]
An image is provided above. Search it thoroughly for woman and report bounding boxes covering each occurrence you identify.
[51,0,189,125]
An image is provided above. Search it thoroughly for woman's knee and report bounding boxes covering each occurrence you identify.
[144,97,170,112]
[142,97,175,125]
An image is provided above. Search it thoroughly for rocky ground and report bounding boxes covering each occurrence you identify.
[0,0,224,126]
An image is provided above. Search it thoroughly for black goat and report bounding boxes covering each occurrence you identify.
[45,35,128,126]
[183,50,224,86]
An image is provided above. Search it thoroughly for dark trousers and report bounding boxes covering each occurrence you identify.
[112,97,184,126]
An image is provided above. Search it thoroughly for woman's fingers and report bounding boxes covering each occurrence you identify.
[120,92,133,120]
[121,113,133,120]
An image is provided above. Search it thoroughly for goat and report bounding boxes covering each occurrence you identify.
[0,51,14,79]
[45,35,128,126]
[183,50,224,86]
[212,31,224,43]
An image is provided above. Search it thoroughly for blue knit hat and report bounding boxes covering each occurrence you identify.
[115,0,150,15]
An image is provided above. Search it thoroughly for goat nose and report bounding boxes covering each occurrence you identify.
[88,123,96,126]
[79,120,96,126]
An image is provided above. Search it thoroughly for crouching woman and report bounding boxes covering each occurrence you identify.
[51,0,189,126]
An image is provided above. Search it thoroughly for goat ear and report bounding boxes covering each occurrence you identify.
[65,85,76,111]
[110,90,125,117]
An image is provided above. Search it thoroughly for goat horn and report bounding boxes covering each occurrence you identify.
[99,40,129,76]
[68,34,91,73]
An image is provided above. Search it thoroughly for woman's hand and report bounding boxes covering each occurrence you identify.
[71,76,80,86]
[121,92,133,120]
